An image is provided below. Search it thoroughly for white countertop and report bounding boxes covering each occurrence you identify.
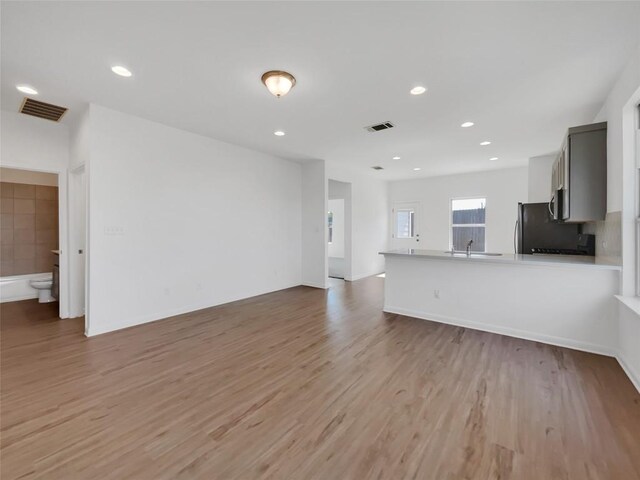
[380,249,621,270]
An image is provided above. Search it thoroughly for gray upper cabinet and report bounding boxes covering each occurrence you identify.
[550,122,607,223]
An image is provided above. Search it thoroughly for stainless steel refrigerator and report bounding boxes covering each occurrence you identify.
[515,203,580,254]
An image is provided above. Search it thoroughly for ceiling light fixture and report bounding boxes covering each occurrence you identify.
[461,122,474,128]
[480,141,491,146]
[392,156,401,160]
[274,130,285,136]
[410,86,427,95]
[413,167,421,171]
[489,157,499,161]
[262,70,296,98]
[16,85,38,95]
[111,65,132,77]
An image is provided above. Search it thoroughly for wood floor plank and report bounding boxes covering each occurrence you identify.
[1,277,639,479]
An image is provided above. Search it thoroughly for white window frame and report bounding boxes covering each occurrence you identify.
[635,103,640,296]
[450,196,487,252]
[393,207,416,239]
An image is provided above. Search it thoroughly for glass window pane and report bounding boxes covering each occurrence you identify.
[452,226,485,252]
[452,198,486,225]
[396,209,414,238]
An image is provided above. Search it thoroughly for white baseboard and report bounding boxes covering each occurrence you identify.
[0,293,38,303]
[302,282,328,289]
[347,271,384,282]
[86,282,302,337]
[384,305,615,358]
[616,353,640,393]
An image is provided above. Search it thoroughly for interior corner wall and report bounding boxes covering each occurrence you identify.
[0,109,70,318]
[326,163,387,281]
[86,104,302,335]
[301,160,328,288]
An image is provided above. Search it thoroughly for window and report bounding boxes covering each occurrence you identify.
[328,211,333,244]
[451,198,486,252]
[395,208,415,238]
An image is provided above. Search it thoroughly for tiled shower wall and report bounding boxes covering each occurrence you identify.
[0,182,59,276]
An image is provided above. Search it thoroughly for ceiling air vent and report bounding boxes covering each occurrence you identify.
[371,166,384,170]
[365,121,395,132]
[19,97,68,122]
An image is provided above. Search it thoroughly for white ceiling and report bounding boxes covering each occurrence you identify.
[2,1,639,179]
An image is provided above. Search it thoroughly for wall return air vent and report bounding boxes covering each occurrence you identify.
[19,97,68,122]
[365,121,395,132]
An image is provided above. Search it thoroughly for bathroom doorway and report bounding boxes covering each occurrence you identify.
[328,179,352,284]
[0,167,61,312]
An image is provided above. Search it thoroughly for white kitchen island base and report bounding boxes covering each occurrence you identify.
[382,250,621,356]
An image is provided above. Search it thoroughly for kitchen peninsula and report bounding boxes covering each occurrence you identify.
[380,249,621,355]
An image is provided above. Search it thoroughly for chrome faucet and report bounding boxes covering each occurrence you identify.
[466,239,473,255]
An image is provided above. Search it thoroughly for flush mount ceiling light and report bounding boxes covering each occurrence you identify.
[410,86,427,95]
[274,130,285,136]
[413,167,422,171]
[461,121,474,128]
[16,85,38,95]
[480,141,491,146]
[261,70,296,98]
[111,65,132,77]
[489,157,499,161]
[392,156,401,160]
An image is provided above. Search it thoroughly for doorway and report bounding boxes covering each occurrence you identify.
[0,167,62,313]
[391,201,421,249]
[328,179,352,284]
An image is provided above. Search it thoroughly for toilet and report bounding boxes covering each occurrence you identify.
[30,277,55,303]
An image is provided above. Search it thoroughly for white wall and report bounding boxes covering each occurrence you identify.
[617,300,640,392]
[86,105,302,335]
[527,154,555,203]
[1,110,69,171]
[595,46,640,214]
[388,167,528,254]
[301,160,327,288]
[326,164,387,280]
[0,110,71,318]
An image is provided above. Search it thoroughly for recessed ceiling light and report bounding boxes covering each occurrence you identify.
[461,122,474,128]
[274,130,285,136]
[16,85,38,95]
[489,157,499,161]
[111,65,132,77]
[413,167,421,171]
[480,141,491,146]
[392,156,401,160]
[410,86,427,95]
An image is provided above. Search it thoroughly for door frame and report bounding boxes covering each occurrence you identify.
[390,201,421,249]
[69,164,88,325]
[0,163,69,318]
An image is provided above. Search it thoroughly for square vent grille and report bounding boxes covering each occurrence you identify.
[19,97,68,122]
[365,121,394,132]
[371,166,384,170]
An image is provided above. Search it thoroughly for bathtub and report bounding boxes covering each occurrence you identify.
[0,272,52,303]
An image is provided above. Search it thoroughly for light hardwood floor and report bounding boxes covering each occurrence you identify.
[1,276,639,479]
